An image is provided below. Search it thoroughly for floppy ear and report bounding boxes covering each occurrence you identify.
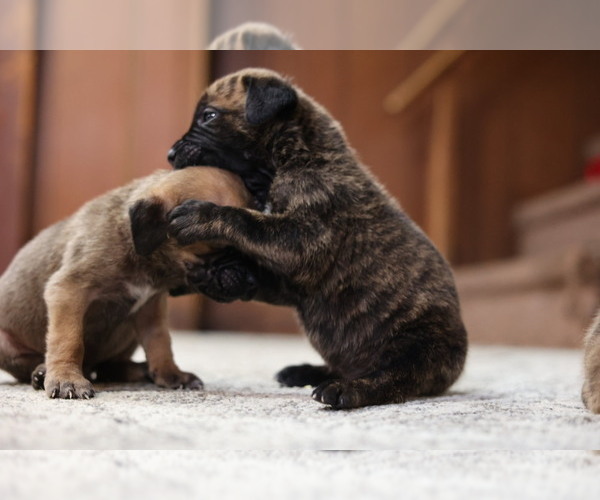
[243,75,298,125]
[129,198,169,256]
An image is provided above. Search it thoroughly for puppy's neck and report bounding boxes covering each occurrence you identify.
[268,101,352,173]
[126,246,189,291]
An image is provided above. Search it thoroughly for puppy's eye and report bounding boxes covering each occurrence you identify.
[199,108,218,125]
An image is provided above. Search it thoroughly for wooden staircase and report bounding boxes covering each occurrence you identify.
[455,182,600,347]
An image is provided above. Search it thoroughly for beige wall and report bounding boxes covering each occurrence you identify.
[2,0,600,49]
[0,51,209,328]
[209,0,436,49]
[0,0,211,49]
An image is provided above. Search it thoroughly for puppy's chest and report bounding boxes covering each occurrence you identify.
[125,283,157,313]
[83,283,159,337]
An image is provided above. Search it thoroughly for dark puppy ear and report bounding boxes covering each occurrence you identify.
[243,75,298,125]
[129,198,169,256]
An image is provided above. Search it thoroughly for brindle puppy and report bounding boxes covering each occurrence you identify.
[0,167,250,398]
[583,310,600,413]
[167,68,468,409]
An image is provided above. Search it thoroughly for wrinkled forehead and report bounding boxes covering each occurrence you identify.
[204,74,246,109]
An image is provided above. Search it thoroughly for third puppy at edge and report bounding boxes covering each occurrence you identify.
[582,310,600,413]
[168,68,468,409]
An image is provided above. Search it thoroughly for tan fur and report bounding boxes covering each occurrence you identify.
[146,166,252,260]
[0,166,250,398]
[583,310,600,413]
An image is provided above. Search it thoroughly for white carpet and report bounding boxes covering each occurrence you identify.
[1,333,599,499]
[0,332,598,449]
[1,451,598,500]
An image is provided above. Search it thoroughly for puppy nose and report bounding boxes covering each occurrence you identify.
[167,148,177,165]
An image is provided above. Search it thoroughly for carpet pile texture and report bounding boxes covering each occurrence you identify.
[1,332,599,499]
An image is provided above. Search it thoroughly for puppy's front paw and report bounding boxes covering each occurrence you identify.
[168,199,219,245]
[151,368,204,390]
[44,374,95,400]
[184,253,258,303]
[211,263,258,302]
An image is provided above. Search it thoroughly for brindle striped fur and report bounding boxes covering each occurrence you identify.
[168,68,468,409]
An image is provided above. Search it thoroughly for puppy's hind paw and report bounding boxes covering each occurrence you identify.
[312,380,364,410]
[177,372,204,390]
[151,369,204,390]
[276,364,333,387]
[31,363,46,390]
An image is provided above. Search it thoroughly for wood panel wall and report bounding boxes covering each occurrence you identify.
[452,51,600,263]
[33,51,206,231]
[2,51,209,329]
[37,0,210,49]
[3,50,600,336]
[0,51,38,273]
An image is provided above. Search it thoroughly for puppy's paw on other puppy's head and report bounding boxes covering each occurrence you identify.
[168,199,218,245]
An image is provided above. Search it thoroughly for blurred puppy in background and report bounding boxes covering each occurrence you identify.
[208,22,299,50]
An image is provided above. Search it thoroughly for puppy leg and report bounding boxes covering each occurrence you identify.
[276,364,338,387]
[312,330,465,409]
[312,359,461,410]
[311,371,412,410]
[29,362,149,389]
[134,293,203,390]
[0,328,44,384]
[93,338,149,383]
[169,201,317,277]
[94,361,149,383]
[43,276,95,399]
